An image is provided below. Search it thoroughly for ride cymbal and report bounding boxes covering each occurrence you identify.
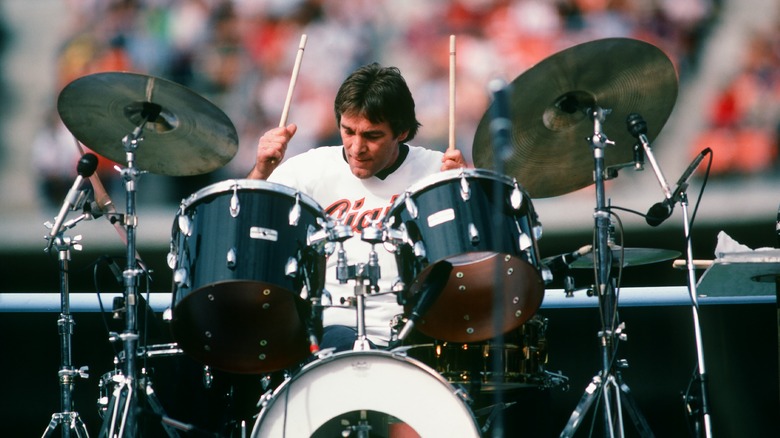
[58,72,238,176]
[473,38,678,198]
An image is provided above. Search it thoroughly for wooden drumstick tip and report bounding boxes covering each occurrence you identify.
[279,34,308,128]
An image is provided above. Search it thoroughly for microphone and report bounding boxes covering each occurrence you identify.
[398,261,453,341]
[645,148,710,226]
[46,153,99,250]
[626,113,673,202]
[544,245,593,274]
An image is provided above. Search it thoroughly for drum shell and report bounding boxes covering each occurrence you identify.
[406,315,551,392]
[170,180,326,374]
[385,169,545,342]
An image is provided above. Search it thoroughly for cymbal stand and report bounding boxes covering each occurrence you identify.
[100,109,174,437]
[560,107,653,438]
[41,226,90,438]
[678,193,713,438]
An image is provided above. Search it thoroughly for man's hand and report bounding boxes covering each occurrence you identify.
[441,148,468,171]
[247,124,297,179]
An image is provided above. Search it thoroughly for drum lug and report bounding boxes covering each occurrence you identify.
[453,385,474,405]
[226,248,237,269]
[230,182,240,217]
[166,243,177,269]
[403,191,418,219]
[285,256,298,278]
[533,224,544,240]
[289,193,302,226]
[510,182,524,211]
[177,214,192,237]
[173,267,189,288]
[519,232,533,251]
[469,223,480,245]
[459,172,471,201]
[413,240,426,259]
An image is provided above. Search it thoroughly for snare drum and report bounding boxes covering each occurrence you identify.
[169,179,327,374]
[384,168,545,343]
[406,315,552,392]
[251,350,480,437]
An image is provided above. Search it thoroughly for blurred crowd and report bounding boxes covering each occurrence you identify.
[32,0,780,207]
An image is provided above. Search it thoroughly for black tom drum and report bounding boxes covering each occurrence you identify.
[169,179,327,373]
[384,168,545,343]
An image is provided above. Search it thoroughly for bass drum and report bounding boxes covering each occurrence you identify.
[169,179,327,374]
[251,350,480,437]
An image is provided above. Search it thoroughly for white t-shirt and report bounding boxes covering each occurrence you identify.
[269,145,444,345]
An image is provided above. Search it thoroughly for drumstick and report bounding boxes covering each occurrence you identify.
[279,34,308,128]
[448,35,456,152]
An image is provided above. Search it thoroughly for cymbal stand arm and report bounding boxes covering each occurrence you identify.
[41,235,90,438]
[679,193,713,438]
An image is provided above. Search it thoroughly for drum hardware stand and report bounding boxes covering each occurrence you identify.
[98,106,176,438]
[560,106,653,438]
[41,221,91,438]
[332,221,383,350]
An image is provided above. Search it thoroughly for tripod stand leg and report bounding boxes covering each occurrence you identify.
[100,380,134,438]
[41,414,60,438]
[560,376,603,438]
[142,379,181,438]
[42,413,90,438]
[617,374,655,438]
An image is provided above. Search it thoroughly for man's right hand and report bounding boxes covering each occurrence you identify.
[247,123,297,179]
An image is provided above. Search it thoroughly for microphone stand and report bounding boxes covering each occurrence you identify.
[678,192,713,438]
[41,226,90,438]
[487,79,512,438]
[560,107,653,438]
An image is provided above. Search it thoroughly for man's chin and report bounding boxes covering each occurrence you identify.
[350,167,375,179]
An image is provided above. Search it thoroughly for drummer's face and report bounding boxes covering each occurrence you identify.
[340,112,407,179]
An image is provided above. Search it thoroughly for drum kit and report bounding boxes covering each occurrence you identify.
[40,37,695,437]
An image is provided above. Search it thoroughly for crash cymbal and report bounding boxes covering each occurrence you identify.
[546,245,681,269]
[473,38,678,198]
[58,72,238,176]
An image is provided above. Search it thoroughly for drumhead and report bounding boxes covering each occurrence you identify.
[251,350,480,437]
[180,178,324,213]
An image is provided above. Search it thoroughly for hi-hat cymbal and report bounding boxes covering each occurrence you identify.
[473,38,678,198]
[57,72,238,176]
[544,245,681,269]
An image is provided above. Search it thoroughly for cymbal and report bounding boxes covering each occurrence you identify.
[473,38,678,198]
[58,72,238,176]
[545,245,681,269]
